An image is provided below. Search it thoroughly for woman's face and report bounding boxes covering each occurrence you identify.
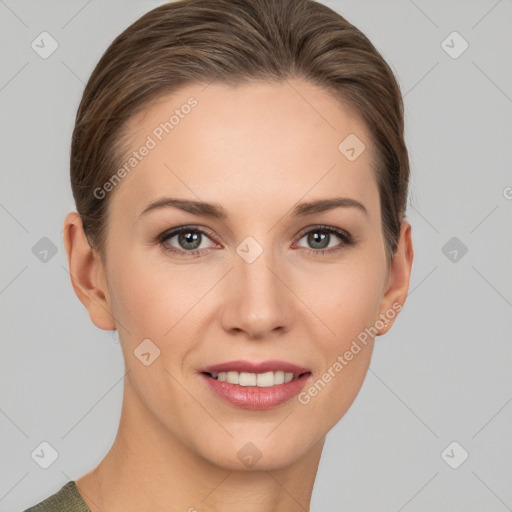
[81,79,410,470]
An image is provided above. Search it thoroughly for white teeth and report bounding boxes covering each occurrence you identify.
[257,371,275,387]
[274,371,285,384]
[212,370,298,386]
[226,371,239,384]
[239,372,257,386]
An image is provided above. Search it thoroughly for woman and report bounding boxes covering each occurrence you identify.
[25,0,413,510]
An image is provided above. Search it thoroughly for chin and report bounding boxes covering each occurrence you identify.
[194,428,322,472]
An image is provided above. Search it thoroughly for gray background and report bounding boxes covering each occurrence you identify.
[1,0,511,510]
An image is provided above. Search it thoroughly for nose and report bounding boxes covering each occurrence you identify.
[219,242,292,340]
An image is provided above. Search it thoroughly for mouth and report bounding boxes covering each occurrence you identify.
[198,360,312,410]
[199,359,311,387]
[202,370,310,387]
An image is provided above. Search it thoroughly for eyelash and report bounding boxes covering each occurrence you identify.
[157,224,354,258]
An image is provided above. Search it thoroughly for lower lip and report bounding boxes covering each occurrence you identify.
[200,373,311,410]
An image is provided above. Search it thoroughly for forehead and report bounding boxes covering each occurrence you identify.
[111,79,379,222]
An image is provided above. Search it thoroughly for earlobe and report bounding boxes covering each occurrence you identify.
[62,212,116,330]
[376,219,414,336]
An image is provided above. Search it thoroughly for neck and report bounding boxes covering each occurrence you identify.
[75,379,324,512]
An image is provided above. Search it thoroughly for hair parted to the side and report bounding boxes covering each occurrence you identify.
[70,0,409,265]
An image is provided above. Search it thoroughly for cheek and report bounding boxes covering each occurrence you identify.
[108,268,162,336]
[107,249,205,338]
[296,257,385,343]
[295,270,381,430]
[293,254,384,415]
[105,253,199,410]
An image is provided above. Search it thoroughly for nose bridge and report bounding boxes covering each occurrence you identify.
[222,232,290,336]
[240,241,276,289]
[236,233,281,303]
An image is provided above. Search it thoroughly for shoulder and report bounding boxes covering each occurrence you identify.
[22,481,91,512]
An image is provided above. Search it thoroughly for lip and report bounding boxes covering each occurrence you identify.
[199,360,312,410]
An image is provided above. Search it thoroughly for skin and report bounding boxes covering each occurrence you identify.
[63,79,413,512]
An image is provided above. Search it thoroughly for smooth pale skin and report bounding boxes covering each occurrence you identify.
[63,79,413,512]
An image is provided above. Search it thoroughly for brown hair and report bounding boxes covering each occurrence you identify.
[70,0,409,264]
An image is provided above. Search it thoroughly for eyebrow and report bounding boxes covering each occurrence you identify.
[139,196,368,219]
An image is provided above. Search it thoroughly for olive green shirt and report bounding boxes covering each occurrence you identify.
[23,481,91,512]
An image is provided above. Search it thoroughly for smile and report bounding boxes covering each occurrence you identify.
[205,370,300,387]
[199,360,312,410]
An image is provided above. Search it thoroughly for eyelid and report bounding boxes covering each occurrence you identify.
[156,224,221,254]
[158,224,219,244]
[292,224,354,251]
[295,224,352,241]
[158,223,354,257]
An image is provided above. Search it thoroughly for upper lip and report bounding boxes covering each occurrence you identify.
[200,359,311,377]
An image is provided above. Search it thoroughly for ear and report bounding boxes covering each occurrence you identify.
[376,219,414,336]
[62,212,116,330]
